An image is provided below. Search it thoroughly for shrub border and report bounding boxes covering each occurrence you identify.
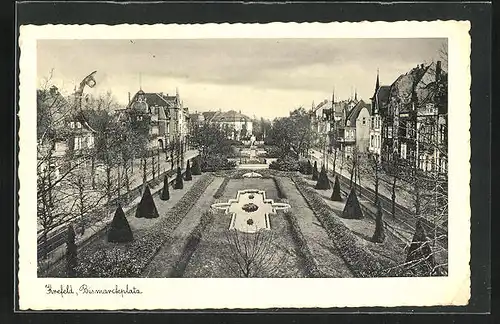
[213,177,230,199]
[282,211,322,278]
[75,174,215,277]
[291,174,407,277]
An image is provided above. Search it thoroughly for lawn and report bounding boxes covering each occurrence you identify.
[183,176,307,278]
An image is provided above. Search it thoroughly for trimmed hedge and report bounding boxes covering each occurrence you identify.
[213,177,230,199]
[283,211,322,278]
[269,156,300,172]
[75,174,215,277]
[168,210,215,277]
[272,176,288,199]
[291,175,405,277]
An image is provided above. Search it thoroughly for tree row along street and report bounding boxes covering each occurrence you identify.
[37,149,199,269]
[309,149,448,249]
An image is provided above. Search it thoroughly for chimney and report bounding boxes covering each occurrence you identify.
[436,60,442,81]
[420,64,424,69]
[128,92,131,104]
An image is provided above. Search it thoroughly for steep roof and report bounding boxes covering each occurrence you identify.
[346,99,371,126]
[158,106,167,120]
[127,91,179,110]
[373,85,391,114]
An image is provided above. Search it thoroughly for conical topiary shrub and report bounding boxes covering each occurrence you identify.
[160,175,170,201]
[406,220,436,271]
[109,204,134,242]
[312,161,318,181]
[184,160,193,181]
[341,188,364,219]
[174,166,184,189]
[331,175,342,201]
[372,202,386,243]
[192,156,202,175]
[135,185,159,219]
[66,223,77,277]
[315,165,331,190]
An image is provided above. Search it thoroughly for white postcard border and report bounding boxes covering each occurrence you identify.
[18,21,471,310]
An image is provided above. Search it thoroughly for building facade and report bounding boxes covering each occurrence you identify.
[202,110,253,141]
[118,89,191,155]
[382,61,447,173]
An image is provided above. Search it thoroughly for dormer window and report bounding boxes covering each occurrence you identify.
[70,121,75,128]
[76,121,81,128]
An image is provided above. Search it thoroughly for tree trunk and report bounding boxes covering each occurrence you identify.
[391,175,397,218]
[91,156,96,189]
[142,158,147,185]
[152,154,156,180]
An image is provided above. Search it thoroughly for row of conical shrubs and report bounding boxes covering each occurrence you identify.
[107,158,201,243]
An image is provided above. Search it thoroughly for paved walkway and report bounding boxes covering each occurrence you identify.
[141,177,224,277]
[279,177,353,277]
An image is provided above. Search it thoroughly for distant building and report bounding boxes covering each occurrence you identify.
[347,99,372,154]
[202,110,253,141]
[383,61,447,173]
[37,86,96,182]
[118,88,190,154]
[369,71,391,159]
[310,91,366,159]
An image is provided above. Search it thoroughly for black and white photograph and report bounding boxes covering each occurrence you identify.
[18,22,471,309]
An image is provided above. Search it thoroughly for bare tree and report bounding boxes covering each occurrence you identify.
[221,228,288,278]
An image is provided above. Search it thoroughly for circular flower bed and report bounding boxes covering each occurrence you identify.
[242,203,259,213]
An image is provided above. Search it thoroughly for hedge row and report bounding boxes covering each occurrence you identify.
[283,211,322,278]
[75,174,215,277]
[168,210,216,277]
[291,175,404,278]
[272,176,288,199]
[213,177,230,199]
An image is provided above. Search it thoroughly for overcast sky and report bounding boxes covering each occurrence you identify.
[37,38,446,119]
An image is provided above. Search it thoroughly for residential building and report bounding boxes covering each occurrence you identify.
[383,61,447,173]
[347,99,372,154]
[37,86,96,182]
[202,110,253,141]
[369,71,391,159]
[119,88,190,154]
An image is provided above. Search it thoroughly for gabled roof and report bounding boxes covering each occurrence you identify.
[374,85,391,113]
[127,90,179,110]
[346,99,371,125]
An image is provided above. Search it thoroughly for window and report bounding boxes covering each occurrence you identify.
[370,135,374,147]
[362,117,366,125]
[70,121,75,128]
[371,117,375,129]
[74,137,81,150]
[406,121,412,138]
[400,143,407,159]
[387,127,393,138]
[76,121,81,128]
[439,124,446,143]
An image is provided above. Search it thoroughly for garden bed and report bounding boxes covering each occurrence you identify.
[183,205,307,278]
[291,174,410,277]
[72,173,216,277]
